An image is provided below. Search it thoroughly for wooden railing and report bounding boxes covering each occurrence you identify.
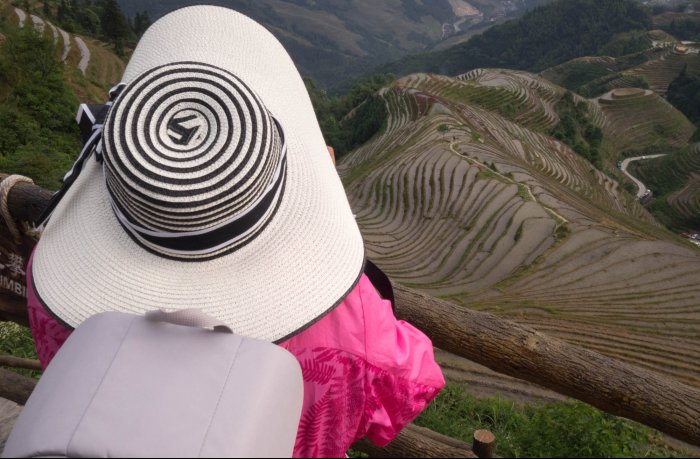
[1,175,699,456]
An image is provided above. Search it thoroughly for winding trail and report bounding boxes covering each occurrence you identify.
[74,36,90,75]
[13,8,25,28]
[449,140,569,224]
[621,154,667,198]
[46,21,58,44]
[29,14,44,33]
[59,28,71,62]
[13,8,79,67]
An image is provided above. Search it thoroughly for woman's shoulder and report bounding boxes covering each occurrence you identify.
[280,274,375,355]
[282,274,443,387]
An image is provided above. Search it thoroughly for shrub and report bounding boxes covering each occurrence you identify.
[0,322,40,378]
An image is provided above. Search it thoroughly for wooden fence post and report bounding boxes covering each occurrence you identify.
[472,430,495,458]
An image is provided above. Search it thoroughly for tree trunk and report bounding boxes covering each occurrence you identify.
[353,424,479,458]
[0,355,42,371]
[393,284,700,446]
[0,368,37,406]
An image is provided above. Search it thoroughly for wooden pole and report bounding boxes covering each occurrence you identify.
[0,174,53,226]
[393,284,700,446]
[0,368,37,406]
[472,430,495,458]
[352,424,478,458]
[0,355,42,371]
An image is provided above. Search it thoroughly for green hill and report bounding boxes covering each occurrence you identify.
[539,49,659,96]
[598,88,694,155]
[0,0,125,189]
[381,0,652,79]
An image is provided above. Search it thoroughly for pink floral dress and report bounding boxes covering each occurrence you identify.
[27,257,445,458]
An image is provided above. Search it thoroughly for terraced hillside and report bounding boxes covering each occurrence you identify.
[596,88,694,154]
[579,49,700,96]
[0,1,125,102]
[541,51,658,92]
[626,49,700,95]
[339,71,700,396]
[668,174,700,228]
[394,70,566,134]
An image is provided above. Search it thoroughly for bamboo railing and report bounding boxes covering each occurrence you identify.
[0,175,699,455]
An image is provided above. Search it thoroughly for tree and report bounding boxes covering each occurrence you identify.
[57,0,69,22]
[100,0,130,53]
[667,65,700,125]
[133,10,152,37]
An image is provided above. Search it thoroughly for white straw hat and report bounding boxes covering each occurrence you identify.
[31,5,365,342]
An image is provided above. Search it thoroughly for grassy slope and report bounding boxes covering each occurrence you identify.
[0,1,125,189]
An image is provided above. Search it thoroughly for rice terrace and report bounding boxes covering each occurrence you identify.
[339,65,700,401]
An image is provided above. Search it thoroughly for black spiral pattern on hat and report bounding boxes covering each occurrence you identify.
[102,62,286,260]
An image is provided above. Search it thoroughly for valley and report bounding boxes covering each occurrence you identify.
[116,0,548,90]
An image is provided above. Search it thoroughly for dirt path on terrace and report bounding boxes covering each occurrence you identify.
[449,141,569,224]
[13,8,25,28]
[59,28,70,62]
[74,36,90,75]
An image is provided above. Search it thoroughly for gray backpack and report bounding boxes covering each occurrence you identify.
[2,310,303,458]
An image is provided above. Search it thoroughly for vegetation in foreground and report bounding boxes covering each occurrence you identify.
[415,383,686,458]
[0,24,80,190]
[0,322,39,378]
[305,74,393,158]
[667,65,700,126]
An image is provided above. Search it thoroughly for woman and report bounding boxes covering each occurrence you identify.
[27,6,444,457]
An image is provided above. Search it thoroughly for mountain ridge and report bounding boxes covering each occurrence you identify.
[116,0,550,90]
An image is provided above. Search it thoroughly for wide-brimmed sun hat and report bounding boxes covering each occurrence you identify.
[31,5,365,342]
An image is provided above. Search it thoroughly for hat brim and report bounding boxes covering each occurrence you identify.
[32,6,365,342]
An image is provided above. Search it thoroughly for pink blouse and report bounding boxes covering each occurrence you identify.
[27,258,445,458]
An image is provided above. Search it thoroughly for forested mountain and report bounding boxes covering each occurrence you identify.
[381,0,653,78]
[116,0,550,90]
[0,25,80,189]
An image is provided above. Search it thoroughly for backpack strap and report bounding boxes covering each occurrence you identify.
[145,308,233,333]
[364,259,395,313]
